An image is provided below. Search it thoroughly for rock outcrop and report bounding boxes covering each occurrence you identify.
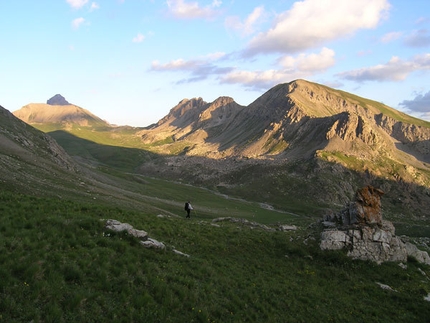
[47,94,70,106]
[104,219,190,257]
[104,219,165,249]
[320,186,430,265]
[105,219,149,241]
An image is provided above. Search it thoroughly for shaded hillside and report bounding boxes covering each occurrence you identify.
[0,104,80,195]
[1,105,175,214]
[49,130,161,172]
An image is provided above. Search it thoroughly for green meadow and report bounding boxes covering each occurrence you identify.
[1,187,430,322]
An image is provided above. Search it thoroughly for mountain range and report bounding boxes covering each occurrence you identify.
[9,79,430,217]
[3,83,430,322]
[138,80,430,163]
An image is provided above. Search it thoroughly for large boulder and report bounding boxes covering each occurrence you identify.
[328,185,384,227]
[320,186,429,265]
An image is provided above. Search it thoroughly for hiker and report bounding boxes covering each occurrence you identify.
[184,201,193,218]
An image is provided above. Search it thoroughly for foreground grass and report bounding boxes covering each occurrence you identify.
[1,191,430,322]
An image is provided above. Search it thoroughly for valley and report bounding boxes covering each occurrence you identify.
[1,79,430,322]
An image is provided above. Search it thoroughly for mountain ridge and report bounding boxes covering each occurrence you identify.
[134,79,430,216]
[138,79,430,162]
[9,79,430,216]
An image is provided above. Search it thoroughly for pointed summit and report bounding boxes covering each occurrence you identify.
[47,94,70,106]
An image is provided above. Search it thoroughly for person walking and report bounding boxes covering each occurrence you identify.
[184,201,193,218]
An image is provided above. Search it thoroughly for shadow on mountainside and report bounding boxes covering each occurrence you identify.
[46,131,430,227]
[394,140,430,164]
[48,130,162,172]
[136,152,430,222]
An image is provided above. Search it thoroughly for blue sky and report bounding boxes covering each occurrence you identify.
[1,0,429,126]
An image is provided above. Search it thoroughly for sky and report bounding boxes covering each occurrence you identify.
[1,0,429,127]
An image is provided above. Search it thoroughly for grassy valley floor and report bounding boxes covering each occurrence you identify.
[1,190,429,322]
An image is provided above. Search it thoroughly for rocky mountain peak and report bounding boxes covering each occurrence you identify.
[210,96,235,107]
[156,97,207,127]
[47,94,70,106]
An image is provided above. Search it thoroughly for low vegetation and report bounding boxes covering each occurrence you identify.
[1,189,430,322]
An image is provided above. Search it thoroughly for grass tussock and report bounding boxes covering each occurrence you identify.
[1,190,430,322]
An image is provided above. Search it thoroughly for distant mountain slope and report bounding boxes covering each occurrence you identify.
[138,79,430,163]
[13,102,110,128]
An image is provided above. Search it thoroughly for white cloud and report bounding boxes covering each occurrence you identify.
[220,48,335,90]
[132,33,145,43]
[151,52,225,71]
[279,47,335,72]
[244,0,390,56]
[90,2,100,11]
[400,91,430,113]
[404,29,430,47]
[151,58,199,71]
[204,52,225,60]
[151,47,335,90]
[166,0,221,19]
[337,54,430,82]
[220,70,284,88]
[212,0,221,8]
[66,0,89,9]
[225,6,265,36]
[220,69,306,90]
[381,31,403,43]
[72,17,85,29]
[150,53,231,83]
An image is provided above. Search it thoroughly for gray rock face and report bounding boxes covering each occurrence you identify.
[405,242,430,265]
[320,186,430,265]
[105,219,148,241]
[47,94,70,106]
[140,238,165,249]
